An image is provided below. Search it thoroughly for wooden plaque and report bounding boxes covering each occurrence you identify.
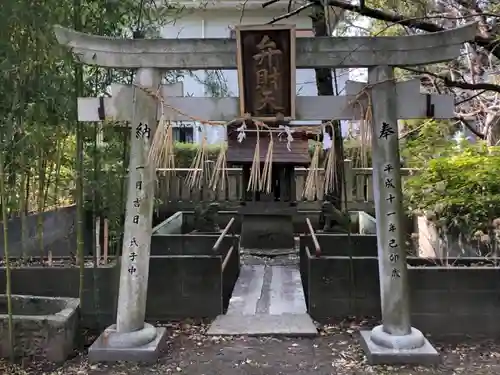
[236,24,296,121]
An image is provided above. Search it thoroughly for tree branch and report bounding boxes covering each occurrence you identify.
[263,0,500,60]
[267,3,314,24]
[456,116,485,139]
[404,67,500,93]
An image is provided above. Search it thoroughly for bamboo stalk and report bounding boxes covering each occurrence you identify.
[19,148,28,260]
[43,137,58,208]
[103,218,109,264]
[95,215,101,266]
[74,0,85,307]
[0,144,15,361]
[53,135,65,208]
[36,150,45,260]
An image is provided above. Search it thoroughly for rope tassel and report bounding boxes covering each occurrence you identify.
[186,127,208,190]
[209,142,228,192]
[303,140,321,201]
[323,123,337,197]
[247,123,262,192]
[260,128,274,194]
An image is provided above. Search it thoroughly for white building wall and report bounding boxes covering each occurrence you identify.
[160,9,349,144]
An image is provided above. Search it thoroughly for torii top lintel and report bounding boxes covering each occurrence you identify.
[53,23,476,69]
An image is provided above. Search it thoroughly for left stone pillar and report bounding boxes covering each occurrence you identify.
[89,68,167,362]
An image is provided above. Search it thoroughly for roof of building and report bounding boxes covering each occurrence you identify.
[174,0,308,10]
[227,133,310,165]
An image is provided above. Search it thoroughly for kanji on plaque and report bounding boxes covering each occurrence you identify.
[253,36,282,68]
[253,36,283,113]
[236,25,295,120]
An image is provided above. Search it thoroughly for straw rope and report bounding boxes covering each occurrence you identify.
[134,82,375,194]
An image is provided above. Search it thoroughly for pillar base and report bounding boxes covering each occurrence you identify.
[359,325,439,365]
[88,323,167,363]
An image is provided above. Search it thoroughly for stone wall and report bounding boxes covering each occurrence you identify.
[0,260,120,328]
[415,216,489,258]
[149,227,240,319]
[0,205,93,258]
[300,236,500,338]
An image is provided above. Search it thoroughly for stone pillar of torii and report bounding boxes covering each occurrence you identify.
[54,23,476,364]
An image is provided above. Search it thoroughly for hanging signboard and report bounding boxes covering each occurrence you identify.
[236,24,296,121]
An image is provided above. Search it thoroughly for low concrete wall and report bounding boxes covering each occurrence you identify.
[150,218,241,319]
[300,245,500,338]
[0,259,120,329]
[146,247,240,320]
[0,242,241,326]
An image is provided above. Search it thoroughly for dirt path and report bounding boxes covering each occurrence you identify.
[2,322,500,375]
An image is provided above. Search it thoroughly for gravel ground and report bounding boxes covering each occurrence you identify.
[1,321,499,375]
[2,253,499,374]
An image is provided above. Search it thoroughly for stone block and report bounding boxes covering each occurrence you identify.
[240,214,295,250]
[146,255,230,320]
[207,314,317,337]
[0,295,79,362]
[88,324,167,363]
[359,330,439,365]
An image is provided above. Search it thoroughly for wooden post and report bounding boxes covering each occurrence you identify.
[343,159,353,205]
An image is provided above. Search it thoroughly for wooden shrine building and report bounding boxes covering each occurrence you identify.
[226,121,310,205]
[230,24,309,249]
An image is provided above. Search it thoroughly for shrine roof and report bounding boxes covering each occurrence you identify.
[227,136,310,165]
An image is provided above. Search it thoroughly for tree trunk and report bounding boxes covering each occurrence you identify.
[485,112,500,147]
[310,5,344,210]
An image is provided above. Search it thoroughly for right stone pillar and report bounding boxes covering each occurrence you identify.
[359,65,439,365]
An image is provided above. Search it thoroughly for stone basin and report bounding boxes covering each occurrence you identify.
[0,294,79,362]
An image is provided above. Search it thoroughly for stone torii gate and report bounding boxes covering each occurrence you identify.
[54,23,476,364]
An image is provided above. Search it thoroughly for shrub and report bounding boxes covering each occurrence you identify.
[405,142,500,237]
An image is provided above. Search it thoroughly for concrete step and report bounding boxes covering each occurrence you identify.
[207,264,317,337]
[206,313,317,336]
[227,264,306,315]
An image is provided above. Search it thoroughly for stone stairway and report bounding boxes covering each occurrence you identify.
[207,262,317,336]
